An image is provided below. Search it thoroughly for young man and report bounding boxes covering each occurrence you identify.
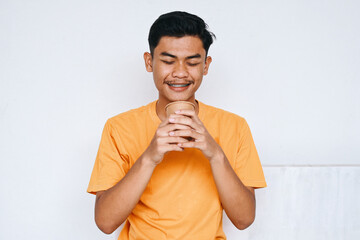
[87,11,266,239]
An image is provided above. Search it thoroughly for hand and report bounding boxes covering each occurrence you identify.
[142,117,192,166]
[168,109,224,161]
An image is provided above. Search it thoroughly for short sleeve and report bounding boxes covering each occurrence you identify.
[87,120,130,194]
[234,119,267,189]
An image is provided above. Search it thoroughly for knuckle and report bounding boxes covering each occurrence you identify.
[184,141,192,147]
[155,138,162,145]
[174,124,184,130]
[172,145,181,151]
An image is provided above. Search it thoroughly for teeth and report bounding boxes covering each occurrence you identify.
[169,84,190,87]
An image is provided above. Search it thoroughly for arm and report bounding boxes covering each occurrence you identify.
[94,119,191,234]
[169,110,256,230]
[94,155,155,234]
[209,153,255,229]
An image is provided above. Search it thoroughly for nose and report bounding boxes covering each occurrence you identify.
[171,62,189,79]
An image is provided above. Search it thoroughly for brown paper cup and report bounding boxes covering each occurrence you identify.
[165,101,196,142]
[165,101,196,117]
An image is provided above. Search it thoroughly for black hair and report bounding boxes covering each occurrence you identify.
[148,11,216,56]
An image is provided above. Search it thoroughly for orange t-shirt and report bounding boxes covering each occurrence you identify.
[87,101,266,240]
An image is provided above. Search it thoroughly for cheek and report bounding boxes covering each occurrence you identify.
[154,65,172,78]
[191,66,205,78]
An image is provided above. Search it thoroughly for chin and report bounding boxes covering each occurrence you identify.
[170,97,192,102]
[162,92,195,103]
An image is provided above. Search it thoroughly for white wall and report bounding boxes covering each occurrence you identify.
[1,0,359,239]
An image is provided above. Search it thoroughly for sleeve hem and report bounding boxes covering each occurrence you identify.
[242,179,267,189]
[87,183,116,195]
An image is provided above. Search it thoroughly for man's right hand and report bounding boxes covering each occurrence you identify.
[142,115,191,165]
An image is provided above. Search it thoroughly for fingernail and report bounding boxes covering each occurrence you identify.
[177,143,182,147]
[169,118,175,122]
[175,110,181,114]
[169,131,174,136]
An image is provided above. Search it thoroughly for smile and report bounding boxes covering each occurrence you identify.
[166,82,193,92]
[167,83,191,87]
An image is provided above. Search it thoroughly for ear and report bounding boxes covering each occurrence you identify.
[144,52,153,72]
[203,56,212,75]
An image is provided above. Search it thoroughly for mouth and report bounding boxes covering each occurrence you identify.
[167,83,191,87]
[165,81,193,92]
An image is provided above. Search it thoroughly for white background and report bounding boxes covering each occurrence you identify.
[0,0,359,239]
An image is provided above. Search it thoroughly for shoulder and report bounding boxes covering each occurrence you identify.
[199,102,252,146]
[106,101,155,129]
[199,101,246,127]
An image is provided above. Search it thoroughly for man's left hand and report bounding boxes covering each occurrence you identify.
[168,109,224,161]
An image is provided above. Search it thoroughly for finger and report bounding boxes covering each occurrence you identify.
[160,124,192,136]
[162,112,193,124]
[169,129,202,140]
[158,114,182,127]
[160,136,190,144]
[174,109,196,117]
[177,141,204,149]
[169,115,202,131]
[160,144,185,152]
[175,109,200,121]
[156,123,192,137]
[175,110,203,125]
[166,123,192,131]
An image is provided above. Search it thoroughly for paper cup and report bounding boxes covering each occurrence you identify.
[165,101,196,117]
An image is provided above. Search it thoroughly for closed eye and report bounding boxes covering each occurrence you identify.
[187,62,200,66]
[161,60,175,65]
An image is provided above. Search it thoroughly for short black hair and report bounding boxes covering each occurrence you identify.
[148,11,216,56]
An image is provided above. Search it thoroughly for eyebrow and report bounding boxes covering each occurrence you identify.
[160,52,201,60]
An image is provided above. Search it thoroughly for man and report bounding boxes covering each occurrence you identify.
[87,11,266,239]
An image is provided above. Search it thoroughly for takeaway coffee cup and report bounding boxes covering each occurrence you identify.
[165,101,196,117]
[165,101,196,141]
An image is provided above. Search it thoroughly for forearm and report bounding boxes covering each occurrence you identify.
[210,154,256,230]
[95,155,156,234]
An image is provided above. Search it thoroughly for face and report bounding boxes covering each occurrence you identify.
[144,36,212,105]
